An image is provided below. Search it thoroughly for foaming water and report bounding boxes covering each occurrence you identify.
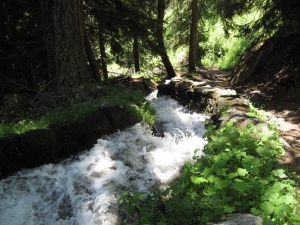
[0,91,207,225]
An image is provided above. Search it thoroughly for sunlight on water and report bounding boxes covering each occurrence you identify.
[0,91,207,225]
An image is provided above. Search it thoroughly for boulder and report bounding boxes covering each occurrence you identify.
[208,213,262,225]
[158,79,249,114]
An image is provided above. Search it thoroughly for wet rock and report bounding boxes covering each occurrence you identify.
[179,81,193,90]
[141,78,158,94]
[0,129,57,175]
[100,104,139,130]
[171,76,184,83]
[158,79,249,115]
[215,88,237,97]
[192,81,207,87]
[208,213,262,225]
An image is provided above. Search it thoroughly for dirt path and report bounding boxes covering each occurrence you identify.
[181,66,300,175]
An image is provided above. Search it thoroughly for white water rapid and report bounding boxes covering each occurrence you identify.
[0,91,207,225]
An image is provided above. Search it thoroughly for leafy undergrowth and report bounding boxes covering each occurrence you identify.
[0,87,155,138]
[118,119,300,224]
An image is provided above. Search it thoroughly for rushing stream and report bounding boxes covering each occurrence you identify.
[0,91,207,225]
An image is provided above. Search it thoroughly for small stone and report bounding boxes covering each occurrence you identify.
[215,88,237,96]
[179,81,193,89]
[171,77,183,83]
[192,81,207,87]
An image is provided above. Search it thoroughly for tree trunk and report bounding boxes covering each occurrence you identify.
[133,30,140,72]
[188,0,198,73]
[196,42,203,67]
[98,25,108,82]
[39,1,56,89]
[157,0,176,79]
[84,29,101,82]
[40,0,91,92]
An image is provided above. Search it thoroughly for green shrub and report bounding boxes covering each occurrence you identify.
[200,20,249,70]
[118,120,300,225]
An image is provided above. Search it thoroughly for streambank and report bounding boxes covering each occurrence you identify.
[0,90,208,225]
[157,77,267,225]
[0,77,158,179]
[0,103,140,179]
[157,76,251,125]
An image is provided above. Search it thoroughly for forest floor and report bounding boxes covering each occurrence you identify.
[181,66,300,176]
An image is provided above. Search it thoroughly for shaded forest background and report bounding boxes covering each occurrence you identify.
[1,0,300,101]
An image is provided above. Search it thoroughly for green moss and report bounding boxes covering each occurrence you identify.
[0,87,155,138]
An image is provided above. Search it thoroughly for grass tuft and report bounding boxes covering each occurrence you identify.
[0,87,155,138]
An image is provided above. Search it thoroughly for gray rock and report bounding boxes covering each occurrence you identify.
[208,213,262,225]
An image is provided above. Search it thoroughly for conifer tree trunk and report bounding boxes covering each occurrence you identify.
[40,0,91,92]
[157,0,176,79]
[98,25,108,82]
[84,29,101,82]
[188,0,198,73]
[133,30,140,72]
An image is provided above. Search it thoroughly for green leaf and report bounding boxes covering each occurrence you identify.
[251,207,261,215]
[261,135,269,142]
[293,213,300,222]
[256,146,272,157]
[207,175,217,183]
[201,167,213,178]
[191,176,208,184]
[232,180,248,191]
[274,207,286,220]
[181,196,193,210]
[260,201,276,216]
[268,193,280,204]
[279,194,297,205]
[157,222,167,225]
[243,158,261,175]
[194,148,200,154]
[277,203,293,215]
[204,186,218,196]
[237,168,248,176]
[227,172,238,179]
[224,205,236,213]
[272,169,287,178]
[233,201,242,206]
[216,168,227,176]
[214,178,229,189]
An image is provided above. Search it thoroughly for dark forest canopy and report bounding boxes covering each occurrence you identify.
[1,0,299,95]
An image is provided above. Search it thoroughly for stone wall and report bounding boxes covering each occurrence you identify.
[0,105,140,179]
[157,77,250,120]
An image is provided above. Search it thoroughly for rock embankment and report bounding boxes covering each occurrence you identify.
[0,104,140,179]
[0,77,158,179]
[157,77,264,225]
[158,77,250,121]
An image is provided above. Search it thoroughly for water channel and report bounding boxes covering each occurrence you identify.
[0,91,208,225]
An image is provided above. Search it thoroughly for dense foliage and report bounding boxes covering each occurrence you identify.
[118,118,300,224]
[1,1,300,223]
[1,0,299,96]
